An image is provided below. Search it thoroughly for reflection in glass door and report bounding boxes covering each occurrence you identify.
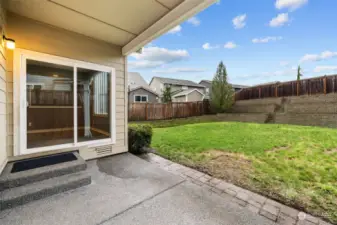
[26,59,74,149]
[77,67,111,142]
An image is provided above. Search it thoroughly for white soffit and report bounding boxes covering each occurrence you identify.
[156,0,183,8]
[6,0,216,54]
[6,0,135,46]
[50,0,170,34]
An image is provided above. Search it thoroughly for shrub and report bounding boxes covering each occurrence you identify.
[128,124,153,154]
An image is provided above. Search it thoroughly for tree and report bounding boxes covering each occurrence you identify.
[211,61,234,112]
[162,85,172,103]
[297,65,303,81]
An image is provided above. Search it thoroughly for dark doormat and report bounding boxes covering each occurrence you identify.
[11,152,78,173]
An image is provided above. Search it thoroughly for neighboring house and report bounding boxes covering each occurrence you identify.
[199,80,249,99]
[149,76,205,102]
[128,72,158,103]
[0,0,216,208]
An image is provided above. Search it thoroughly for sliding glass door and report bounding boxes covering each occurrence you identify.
[26,59,75,148]
[16,50,115,155]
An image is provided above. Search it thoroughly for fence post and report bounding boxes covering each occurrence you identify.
[145,103,148,120]
[275,86,278,97]
[296,81,299,96]
[259,87,261,98]
[323,76,327,94]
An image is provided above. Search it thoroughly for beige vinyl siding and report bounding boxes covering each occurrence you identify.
[187,90,204,102]
[129,88,158,103]
[149,78,162,96]
[0,1,7,172]
[174,96,186,102]
[6,12,127,159]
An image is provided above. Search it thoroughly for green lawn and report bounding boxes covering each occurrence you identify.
[150,122,337,224]
[129,115,221,128]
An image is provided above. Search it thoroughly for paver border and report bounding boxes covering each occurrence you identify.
[143,153,333,225]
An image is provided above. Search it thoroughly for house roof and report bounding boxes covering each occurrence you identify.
[150,76,205,88]
[6,0,217,55]
[172,89,204,98]
[129,86,159,96]
[128,72,149,90]
[128,72,158,96]
[199,80,249,89]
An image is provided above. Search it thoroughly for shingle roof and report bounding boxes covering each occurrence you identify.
[172,89,204,98]
[199,80,249,89]
[151,76,205,88]
[129,86,159,96]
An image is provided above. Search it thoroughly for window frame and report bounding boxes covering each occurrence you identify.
[14,49,116,156]
[134,94,148,103]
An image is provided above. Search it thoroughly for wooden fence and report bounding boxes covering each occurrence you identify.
[128,101,210,121]
[235,74,337,101]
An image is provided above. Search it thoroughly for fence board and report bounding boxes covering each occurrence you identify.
[235,74,337,101]
[128,101,210,121]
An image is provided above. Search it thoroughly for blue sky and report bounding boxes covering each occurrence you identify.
[128,0,337,86]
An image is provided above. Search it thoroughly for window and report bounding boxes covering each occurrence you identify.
[93,72,109,115]
[206,88,210,94]
[15,49,116,155]
[182,86,188,90]
[134,95,148,103]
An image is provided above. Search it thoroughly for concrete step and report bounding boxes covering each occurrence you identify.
[0,171,91,211]
[0,152,87,192]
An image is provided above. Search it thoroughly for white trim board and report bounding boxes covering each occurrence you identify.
[122,0,217,55]
[13,48,116,156]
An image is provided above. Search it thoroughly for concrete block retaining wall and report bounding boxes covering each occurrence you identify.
[218,93,337,128]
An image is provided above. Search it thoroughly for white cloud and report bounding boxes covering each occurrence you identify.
[129,47,189,69]
[275,0,308,11]
[129,61,164,69]
[232,14,247,29]
[300,51,337,63]
[168,25,182,34]
[269,13,290,27]
[153,68,206,74]
[313,66,337,73]
[202,43,219,50]
[252,36,283,43]
[224,42,237,49]
[187,17,201,26]
[280,61,289,66]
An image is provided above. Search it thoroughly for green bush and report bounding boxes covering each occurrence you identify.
[128,124,153,154]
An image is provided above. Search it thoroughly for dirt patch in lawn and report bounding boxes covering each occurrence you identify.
[324,148,337,155]
[197,150,253,185]
[265,146,289,153]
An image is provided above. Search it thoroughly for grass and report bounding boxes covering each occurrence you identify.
[148,121,337,224]
[129,115,221,128]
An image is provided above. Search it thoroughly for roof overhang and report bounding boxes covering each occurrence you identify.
[173,88,205,98]
[5,0,217,56]
[129,86,159,96]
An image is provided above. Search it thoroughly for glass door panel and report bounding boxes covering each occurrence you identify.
[77,67,111,142]
[26,59,74,148]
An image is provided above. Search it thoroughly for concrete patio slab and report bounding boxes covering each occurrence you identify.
[102,181,274,225]
[1,152,327,225]
[0,153,183,225]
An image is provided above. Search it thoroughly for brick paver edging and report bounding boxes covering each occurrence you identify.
[142,153,333,225]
